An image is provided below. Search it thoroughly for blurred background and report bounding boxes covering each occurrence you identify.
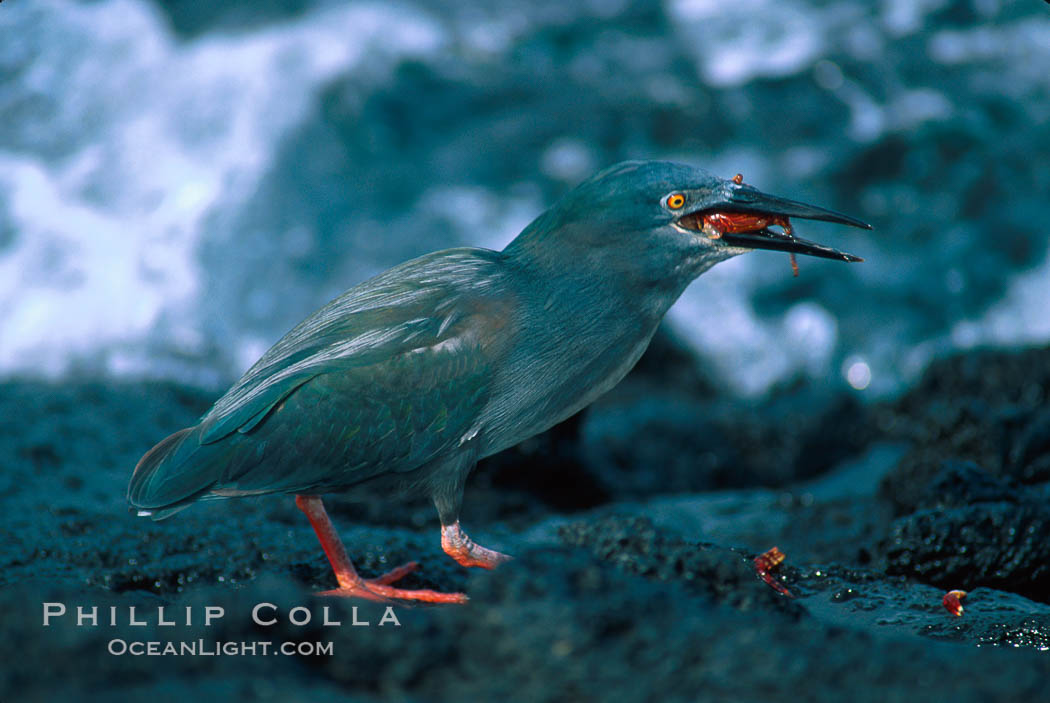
[1,0,1047,397]
[5,4,1050,696]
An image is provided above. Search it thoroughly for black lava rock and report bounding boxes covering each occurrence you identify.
[1007,408,1050,485]
[881,462,1050,603]
[877,345,1050,515]
[557,514,804,617]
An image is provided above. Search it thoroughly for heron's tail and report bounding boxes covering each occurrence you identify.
[127,425,221,520]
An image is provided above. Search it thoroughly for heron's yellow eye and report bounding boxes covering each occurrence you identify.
[666,193,685,210]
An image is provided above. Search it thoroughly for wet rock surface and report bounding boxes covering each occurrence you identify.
[877,346,1050,514]
[3,342,1050,700]
[880,462,1050,603]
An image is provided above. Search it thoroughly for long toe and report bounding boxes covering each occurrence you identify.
[362,582,469,604]
[447,543,511,570]
[316,560,468,603]
[370,561,420,585]
[318,582,468,604]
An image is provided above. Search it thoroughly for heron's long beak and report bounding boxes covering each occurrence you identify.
[713,182,871,262]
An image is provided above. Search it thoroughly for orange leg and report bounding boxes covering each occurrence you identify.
[441,521,511,569]
[295,495,467,604]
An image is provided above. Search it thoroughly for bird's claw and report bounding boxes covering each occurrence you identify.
[317,561,469,604]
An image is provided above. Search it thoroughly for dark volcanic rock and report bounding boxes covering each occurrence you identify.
[880,463,1050,604]
[919,461,1024,508]
[557,514,804,616]
[877,345,1050,515]
[1007,407,1050,485]
[14,543,1049,703]
[7,343,1050,701]
[581,378,874,497]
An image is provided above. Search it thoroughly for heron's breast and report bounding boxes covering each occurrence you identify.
[474,315,659,457]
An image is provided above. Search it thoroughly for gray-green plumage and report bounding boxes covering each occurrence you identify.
[128,160,868,529]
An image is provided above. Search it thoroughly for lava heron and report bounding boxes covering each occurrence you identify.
[129,160,869,602]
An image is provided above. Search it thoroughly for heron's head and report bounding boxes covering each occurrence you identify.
[504,160,869,292]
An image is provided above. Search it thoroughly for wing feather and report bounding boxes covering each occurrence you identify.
[197,248,508,451]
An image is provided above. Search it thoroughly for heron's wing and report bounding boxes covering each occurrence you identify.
[215,318,502,494]
[198,249,511,448]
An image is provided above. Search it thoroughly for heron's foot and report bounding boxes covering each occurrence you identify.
[441,521,512,570]
[295,495,468,604]
[318,561,469,604]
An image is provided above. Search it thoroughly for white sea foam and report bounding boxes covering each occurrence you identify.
[667,0,827,87]
[0,0,444,379]
[951,247,1050,350]
[668,255,839,396]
